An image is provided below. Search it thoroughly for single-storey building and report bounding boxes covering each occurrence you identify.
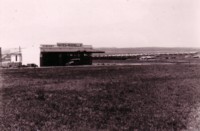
[40,43,104,66]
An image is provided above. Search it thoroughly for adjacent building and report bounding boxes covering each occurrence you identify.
[1,48,22,68]
[10,52,22,63]
[40,43,104,66]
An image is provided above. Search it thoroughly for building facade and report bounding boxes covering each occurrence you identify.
[40,43,104,66]
[10,52,22,63]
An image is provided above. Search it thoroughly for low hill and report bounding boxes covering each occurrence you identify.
[94,47,200,55]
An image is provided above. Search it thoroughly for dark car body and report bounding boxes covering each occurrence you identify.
[27,63,38,67]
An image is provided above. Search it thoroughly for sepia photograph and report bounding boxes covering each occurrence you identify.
[0,0,200,130]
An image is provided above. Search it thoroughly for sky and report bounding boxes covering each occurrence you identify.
[0,0,200,64]
[0,0,200,50]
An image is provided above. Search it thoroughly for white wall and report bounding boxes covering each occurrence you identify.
[11,54,22,63]
[21,46,40,66]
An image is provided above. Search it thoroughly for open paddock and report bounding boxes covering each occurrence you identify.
[0,64,200,130]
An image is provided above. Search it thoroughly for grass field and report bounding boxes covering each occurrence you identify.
[0,65,200,130]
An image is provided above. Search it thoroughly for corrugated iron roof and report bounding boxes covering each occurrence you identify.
[40,43,104,53]
[40,48,104,53]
